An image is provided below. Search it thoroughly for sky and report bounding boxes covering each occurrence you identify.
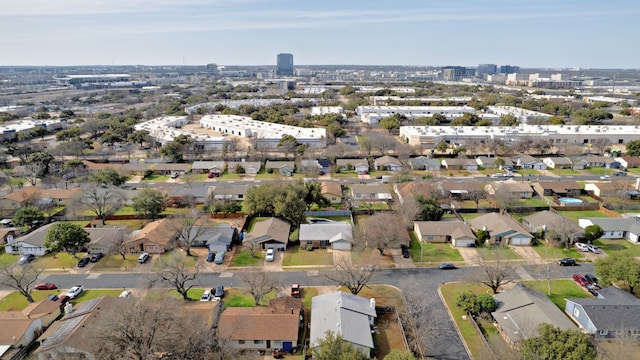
[1,0,639,68]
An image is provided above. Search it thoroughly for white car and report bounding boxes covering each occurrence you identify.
[200,291,212,302]
[265,249,275,262]
[575,243,589,252]
[66,285,84,299]
[587,244,601,254]
[600,175,610,180]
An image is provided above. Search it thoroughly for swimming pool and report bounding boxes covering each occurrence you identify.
[558,197,583,204]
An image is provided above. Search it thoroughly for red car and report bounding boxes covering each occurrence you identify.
[573,274,589,287]
[35,282,58,290]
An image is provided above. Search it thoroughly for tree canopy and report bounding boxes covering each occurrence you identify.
[243,181,311,226]
[595,253,640,293]
[520,323,596,360]
[626,140,640,157]
[583,224,604,243]
[13,206,45,228]
[415,196,444,221]
[312,331,368,360]
[44,222,90,256]
[88,168,128,186]
[133,188,166,220]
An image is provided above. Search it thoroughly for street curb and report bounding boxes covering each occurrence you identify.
[437,282,474,360]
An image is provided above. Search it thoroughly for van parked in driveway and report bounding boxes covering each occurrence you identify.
[138,252,150,264]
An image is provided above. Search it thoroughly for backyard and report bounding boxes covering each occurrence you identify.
[594,238,640,258]
[557,210,608,222]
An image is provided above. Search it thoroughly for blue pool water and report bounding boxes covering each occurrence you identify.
[558,197,583,204]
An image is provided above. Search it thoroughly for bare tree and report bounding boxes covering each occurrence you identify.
[372,133,398,156]
[324,257,377,295]
[358,135,374,156]
[395,196,421,230]
[610,178,635,210]
[0,263,43,303]
[153,251,199,300]
[171,209,208,256]
[359,213,407,255]
[591,138,611,155]
[466,181,488,209]
[240,272,280,306]
[72,185,124,224]
[562,145,586,170]
[324,143,350,160]
[545,220,581,250]
[471,248,513,294]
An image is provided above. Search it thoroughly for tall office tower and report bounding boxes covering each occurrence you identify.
[441,66,466,81]
[477,64,497,75]
[499,65,520,74]
[276,53,294,76]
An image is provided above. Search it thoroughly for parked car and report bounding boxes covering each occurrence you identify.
[291,283,301,298]
[66,285,84,299]
[214,251,225,265]
[585,273,599,286]
[573,274,590,286]
[47,294,59,301]
[400,244,410,258]
[265,249,275,262]
[90,253,104,263]
[575,242,589,252]
[200,290,212,302]
[613,171,627,176]
[439,263,457,270]
[467,242,476,248]
[35,282,58,290]
[57,295,70,307]
[170,172,179,179]
[119,290,132,298]
[600,175,610,180]
[558,258,576,266]
[214,285,225,298]
[206,252,215,262]
[587,244,601,254]
[138,252,150,264]
[77,257,91,268]
[18,254,35,265]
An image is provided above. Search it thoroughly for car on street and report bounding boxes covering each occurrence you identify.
[200,290,212,301]
[35,282,58,290]
[558,258,576,266]
[90,253,104,262]
[587,244,601,254]
[66,285,84,299]
[600,175,610,180]
[291,283,301,298]
[575,242,589,252]
[265,249,275,262]
[214,285,225,298]
[77,257,91,268]
[206,252,215,262]
[138,252,150,264]
[18,254,35,265]
[613,171,627,176]
[439,263,457,270]
[573,274,590,286]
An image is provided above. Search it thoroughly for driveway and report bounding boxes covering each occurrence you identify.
[263,250,282,272]
[456,246,479,265]
[331,249,352,268]
[510,246,545,265]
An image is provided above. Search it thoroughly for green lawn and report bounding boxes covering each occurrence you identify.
[584,167,612,175]
[43,206,65,217]
[37,252,88,269]
[142,174,169,182]
[224,288,277,307]
[520,280,589,310]
[103,219,147,230]
[154,250,198,269]
[476,246,520,260]
[594,239,640,257]
[532,244,585,260]
[113,206,184,217]
[0,252,19,265]
[513,197,550,207]
[409,232,463,263]
[0,289,124,312]
[229,247,263,266]
[168,288,205,301]
[92,254,141,271]
[460,213,485,221]
[547,168,583,176]
[557,210,607,223]
[282,246,333,266]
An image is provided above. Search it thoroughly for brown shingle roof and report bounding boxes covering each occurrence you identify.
[321,182,342,197]
[217,306,300,341]
[2,187,80,202]
[81,160,123,171]
[125,218,178,248]
[250,218,291,244]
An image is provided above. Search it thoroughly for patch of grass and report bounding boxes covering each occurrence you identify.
[521,279,589,309]
[73,289,124,303]
[547,168,583,176]
[0,290,60,311]
[409,232,463,262]
[63,221,91,227]
[584,167,611,175]
[595,238,640,257]
[113,206,138,215]
[44,206,65,217]
[168,288,204,301]
[143,174,169,182]
[92,254,140,271]
[557,210,608,223]
[230,247,262,266]
[533,243,585,260]
[154,249,198,269]
[356,285,404,307]
[513,197,550,207]
[289,228,299,242]
[224,288,278,307]
[0,252,19,265]
[460,213,485,221]
[351,248,397,268]
[282,246,333,266]
[440,283,495,359]
[104,219,147,230]
[476,246,520,260]
[37,252,87,269]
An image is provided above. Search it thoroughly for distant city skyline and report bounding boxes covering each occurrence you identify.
[2,0,639,68]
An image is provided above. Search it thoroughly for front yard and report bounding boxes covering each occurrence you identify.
[476,245,520,260]
[229,247,263,266]
[0,289,124,312]
[532,243,585,260]
[282,246,333,267]
[409,233,463,263]
[92,254,143,271]
[594,238,640,258]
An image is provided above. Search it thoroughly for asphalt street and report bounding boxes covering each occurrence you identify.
[31,263,594,360]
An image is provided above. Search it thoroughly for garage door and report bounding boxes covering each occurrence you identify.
[510,237,530,246]
[332,241,351,251]
[454,239,474,247]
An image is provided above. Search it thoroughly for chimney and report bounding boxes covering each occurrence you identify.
[369,298,375,309]
[291,307,294,314]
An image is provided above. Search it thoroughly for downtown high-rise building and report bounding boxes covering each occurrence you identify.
[477,64,497,75]
[276,53,294,76]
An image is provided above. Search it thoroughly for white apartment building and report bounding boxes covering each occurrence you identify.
[134,116,227,150]
[370,96,472,106]
[486,106,552,124]
[356,106,476,124]
[0,119,67,141]
[200,115,326,148]
[311,106,345,116]
[400,125,640,148]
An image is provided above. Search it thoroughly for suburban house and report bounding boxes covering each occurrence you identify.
[578,218,640,243]
[246,217,291,251]
[119,162,152,176]
[124,218,179,254]
[584,182,639,199]
[34,297,118,360]
[486,180,534,198]
[300,158,331,174]
[153,163,191,175]
[208,184,251,202]
[299,222,354,250]
[492,283,577,344]
[336,159,369,174]
[394,181,440,205]
[580,156,620,169]
[0,187,81,217]
[522,211,582,235]
[4,223,57,256]
[510,154,547,170]
[191,224,236,254]
[438,180,482,200]
[191,161,225,176]
[227,161,261,175]
[310,292,377,359]
[374,156,403,172]
[265,161,295,175]
[81,160,123,174]
[469,212,534,246]
[615,156,640,169]
[409,156,441,171]
[320,182,342,204]
[413,220,476,247]
[532,180,582,198]
[85,226,129,255]
[475,156,513,169]
[565,287,640,338]
[0,300,60,360]
[441,158,478,171]
[167,186,210,206]
[218,297,303,353]
[543,157,583,170]
[350,184,393,202]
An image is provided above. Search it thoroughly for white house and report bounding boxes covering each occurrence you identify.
[4,223,57,256]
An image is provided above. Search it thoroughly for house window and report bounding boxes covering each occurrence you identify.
[573,308,580,318]
[238,340,245,344]
[253,340,264,345]
[427,236,434,240]
[238,195,244,199]
[599,330,608,336]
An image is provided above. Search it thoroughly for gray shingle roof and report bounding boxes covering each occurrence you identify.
[299,223,353,242]
[568,287,640,332]
[310,292,376,349]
